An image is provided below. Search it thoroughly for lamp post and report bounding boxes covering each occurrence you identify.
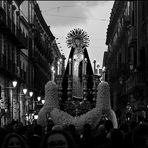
[51,66,56,81]
[37,96,41,102]
[27,90,33,124]
[37,96,41,112]
[23,88,27,95]
[11,81,17,122]
[12,81,17,88]
[5,80,18,122]
[22,88,28,124]
[29,91,33,98]
[41,99,45,104]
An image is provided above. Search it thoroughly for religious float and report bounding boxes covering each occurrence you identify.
[37,29,117,130]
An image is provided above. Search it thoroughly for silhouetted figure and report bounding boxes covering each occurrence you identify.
[132,123,148,148]
[93,124,109,148]
[80,124,93,148]
[108,128,124,148]
[104,120,113,139]
[1,132,29,148]
[40,129,78,148]
[68,124,81,146]
[0,127,8,147]
[28,125,43,148]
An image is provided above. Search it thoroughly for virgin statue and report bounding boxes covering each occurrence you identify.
[72,38,84,98]
[61,28,93,102]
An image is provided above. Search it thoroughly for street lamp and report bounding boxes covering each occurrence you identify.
[129,63,134,71]
[23,88,27,95]
[29,91,33,97]
[6,80,18,122]
[27,90,34,123]
[12,81,17,88]
[5,80,18,89]
[37,96,41,102]
[41,99,45,104]
[34,114,38,120]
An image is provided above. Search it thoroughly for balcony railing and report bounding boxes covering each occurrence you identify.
[0,7,6,27]
[0,6,28,49]
[128,27,137,46]
[126,71,146,93]
[0,54,21,78]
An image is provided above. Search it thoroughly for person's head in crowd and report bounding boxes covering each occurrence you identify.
[130,121,137,131]
[104,120,113,133]
[33,124,43,136]
[96,124,106,136]
[119,122,129,134]
[132,123,148,148]
[52,125,64,132]
[83,124,91,132]
[0,127,8,147]
[68,124,76,132]
[40,129,78,148]
[1,132,29,148]
[109,128,124,146]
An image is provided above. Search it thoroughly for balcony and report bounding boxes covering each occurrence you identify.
[34,30,52,59]
[124,15,131,26]
[0,55,20,78]
[128,27,137,47]
[15,27,28,48]
[0,7,28,49]
[0,7,6,29]
[126,72,146,94]
[33,50,49,73]
[116,63,130,79]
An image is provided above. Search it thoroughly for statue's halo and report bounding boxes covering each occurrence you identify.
[66,28,90,48]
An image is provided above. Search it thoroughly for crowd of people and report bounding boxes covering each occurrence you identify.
[0,119,148,148]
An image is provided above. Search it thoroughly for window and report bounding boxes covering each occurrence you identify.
[0,1,2,7]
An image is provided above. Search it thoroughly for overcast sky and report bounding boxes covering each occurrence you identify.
[37,1,114,68]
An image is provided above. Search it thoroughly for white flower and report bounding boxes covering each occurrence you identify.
[38,81,118,129]
[96,81,111,110]
[37,81,59,126]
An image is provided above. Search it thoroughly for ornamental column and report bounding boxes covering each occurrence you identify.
[67,76,72,101]
[67,58,72,100]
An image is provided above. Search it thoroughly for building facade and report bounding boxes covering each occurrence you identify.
[104,1,148,123]
[0,0,63,126]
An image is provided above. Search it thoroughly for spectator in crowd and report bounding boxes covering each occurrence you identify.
[28,124,43,148]
[68,124,81,146]
[93,124,109,148]
[108,128,124,148]
[40,129,78,148]
[0,127,8,147]
[132,123,148,148]
[80,123,93,148]
[1,132,29,148]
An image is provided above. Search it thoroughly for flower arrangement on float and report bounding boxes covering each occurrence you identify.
[37,81,118,129]
[37,81,59,127]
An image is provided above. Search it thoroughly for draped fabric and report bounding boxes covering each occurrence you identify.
[61,46,93,102]
[72,48,84,98]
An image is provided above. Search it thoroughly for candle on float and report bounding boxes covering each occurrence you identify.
[59,59,62,75]
[57,61,60,75]
[69,58,72,75]
[51,66,55,81]
[82,55,85,74]
[53,70,55,81]
[84,58,87,75]
[93,59,96,74]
